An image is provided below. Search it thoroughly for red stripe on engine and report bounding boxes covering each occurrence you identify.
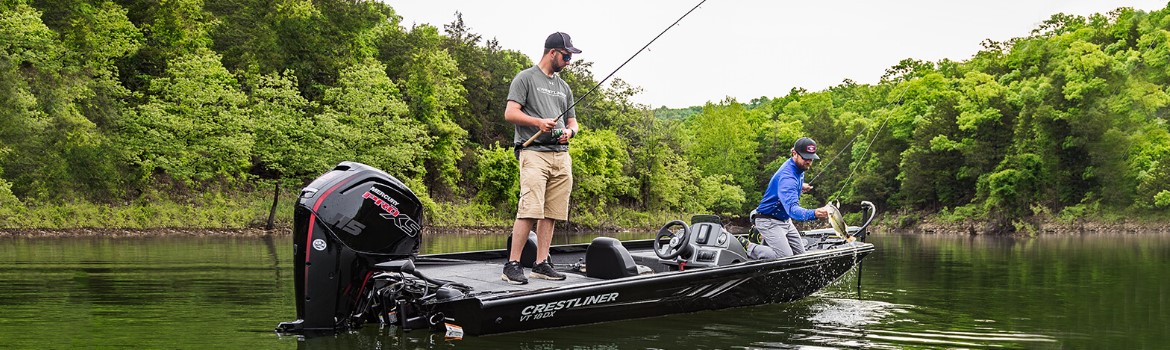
[304,175,352,296]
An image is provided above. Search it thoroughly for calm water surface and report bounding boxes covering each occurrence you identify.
[1,231,1166,349]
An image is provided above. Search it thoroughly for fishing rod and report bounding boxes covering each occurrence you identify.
[522,0,708,147]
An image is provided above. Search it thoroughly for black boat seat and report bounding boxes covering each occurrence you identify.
[585,237,639,279]
[505,231,538,268]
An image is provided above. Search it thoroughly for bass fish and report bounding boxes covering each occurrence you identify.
[826,200,854,242]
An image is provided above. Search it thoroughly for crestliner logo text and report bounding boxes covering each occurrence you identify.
[536,86,566,99]
[518,292,619,322]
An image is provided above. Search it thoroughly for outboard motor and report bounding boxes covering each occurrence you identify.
[276,162,423,334]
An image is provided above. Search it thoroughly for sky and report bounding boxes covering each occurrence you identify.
[387,1,1169,108]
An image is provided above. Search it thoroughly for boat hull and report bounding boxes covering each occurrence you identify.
[432,243,872,335]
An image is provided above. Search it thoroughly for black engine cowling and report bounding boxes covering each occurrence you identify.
[277,161,424,334]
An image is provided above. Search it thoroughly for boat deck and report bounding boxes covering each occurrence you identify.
[414,249,666,293]
[414,259,593,292]
[412,228,849,293]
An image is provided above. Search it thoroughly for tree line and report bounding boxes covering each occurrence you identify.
[1,0,1167,232]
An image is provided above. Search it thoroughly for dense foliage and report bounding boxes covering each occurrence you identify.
[1,0,1167,231]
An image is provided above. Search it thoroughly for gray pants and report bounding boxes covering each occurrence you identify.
[747,217,806,259]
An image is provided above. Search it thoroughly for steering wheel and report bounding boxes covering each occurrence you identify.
[654,220,691,259]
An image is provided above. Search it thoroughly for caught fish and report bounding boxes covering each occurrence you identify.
[826,200,853,242]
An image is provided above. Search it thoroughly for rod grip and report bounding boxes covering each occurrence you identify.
[521,131,542,147]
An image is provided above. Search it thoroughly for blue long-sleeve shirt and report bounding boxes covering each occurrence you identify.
[755,158,817,221]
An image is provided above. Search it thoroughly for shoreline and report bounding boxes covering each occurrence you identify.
[908,219,1170,235]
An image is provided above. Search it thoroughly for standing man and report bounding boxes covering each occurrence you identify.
[501,32,582,284]
[742,137,831,259]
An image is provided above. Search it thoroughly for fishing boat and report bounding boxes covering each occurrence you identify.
[275,162,876,337]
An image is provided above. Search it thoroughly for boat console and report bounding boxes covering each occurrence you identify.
[648,214,749,271]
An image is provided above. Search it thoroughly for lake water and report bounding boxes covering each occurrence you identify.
[1,231,1166,349]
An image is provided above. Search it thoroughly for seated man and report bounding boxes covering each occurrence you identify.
[741,137,830,259]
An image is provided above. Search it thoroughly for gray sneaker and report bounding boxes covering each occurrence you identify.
[501,261,528,285]
[530,260,566,281]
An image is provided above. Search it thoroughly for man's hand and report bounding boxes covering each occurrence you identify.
[802,183,813,193]
[814,206,830,219]
[557,128,573,143]
[535,117,556,132]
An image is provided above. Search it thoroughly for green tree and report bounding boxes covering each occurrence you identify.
[569,130,636,209]
[696,174,746,217]
[247,70,323,179]
[684,99,758,208]
[403,39,469,196]
[316,58,429,189]
[440,12,528,146]
[0,1,59,199]
[58,0,141,132]
[205,0,283,75]
[1,1,128,200]
[473,143,519,212]
[118,50,253,185]
[642,150,703,212]
[980,153,1045,226]
[0,148,21,224]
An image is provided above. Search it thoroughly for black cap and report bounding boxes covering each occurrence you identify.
[545,32,582,53]
[794,137,819,160]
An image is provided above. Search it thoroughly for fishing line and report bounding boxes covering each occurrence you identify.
[828,85,909,201]
[808,82,912,202]
[808,123,866,185]
[522,0,708,147]
[798,81,909,303]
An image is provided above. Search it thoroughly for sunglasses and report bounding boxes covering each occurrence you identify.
[557,50,572,62]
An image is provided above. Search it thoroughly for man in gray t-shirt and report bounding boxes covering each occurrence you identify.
[501,32,582,285]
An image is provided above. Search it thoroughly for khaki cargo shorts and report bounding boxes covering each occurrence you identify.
[517,150,573,220]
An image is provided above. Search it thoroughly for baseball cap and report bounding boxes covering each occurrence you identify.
[545,32,582,53]
[794,137,819,160]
